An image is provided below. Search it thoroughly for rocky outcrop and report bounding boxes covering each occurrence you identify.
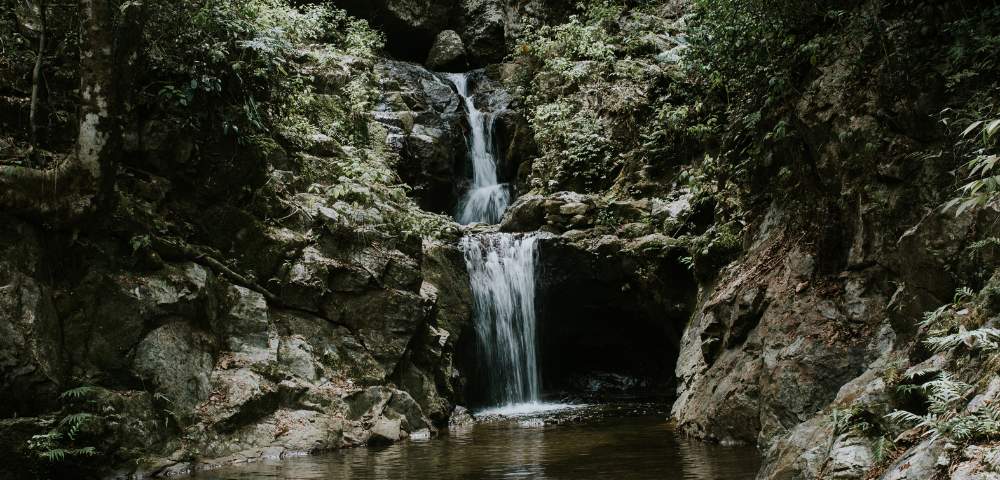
[0,53,478,476]
[376,60,465,214]
[0,220,61,418]
[335,0,459,62]
[336,0,579,68]
[426,30,468,71]
[458,0,506,65]
[0,202,475,476]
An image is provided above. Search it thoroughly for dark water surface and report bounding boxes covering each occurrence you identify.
[195,405,760,480]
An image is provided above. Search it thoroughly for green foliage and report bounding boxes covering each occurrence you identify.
[141,0,383,138]
[831,404,896,463]
[686,0,827,115]
[944,118,1000,216]
[941,4,1000,91]
[296,135,457,240]
[887,371,1000,442]
[511,1,682,194]
[885,282,1000,444]
[925,326,1000,353]
[27,385,104,466]
[26,432,97,463]
[59,385,100,401]
[917,286,998,354]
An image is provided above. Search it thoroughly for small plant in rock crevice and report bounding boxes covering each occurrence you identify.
[26,385,104,468]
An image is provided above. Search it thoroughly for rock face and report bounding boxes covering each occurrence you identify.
[335,0,459,62]
[376,60,465,213]
[0,220,61,418]
[458,0,506,65]
[0,205,475,476]
[426,30,468,71]
[0,61,478,474]
[336,0,576,68]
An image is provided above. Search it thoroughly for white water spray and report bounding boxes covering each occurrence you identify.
[448,73,510,225]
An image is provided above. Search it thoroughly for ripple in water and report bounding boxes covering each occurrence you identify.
[193,405,760,480]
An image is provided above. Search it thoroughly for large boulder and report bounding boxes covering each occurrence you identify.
[275,309,386,385]
[132,322,215,414]
[324,288,427,374]
[426,30,468,71]
[458,0,506,65]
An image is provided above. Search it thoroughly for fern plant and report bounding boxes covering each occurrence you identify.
[26,385,106,466]
[885,371,1000,442]
[925,326,1000,353]
[944,118,1000,216]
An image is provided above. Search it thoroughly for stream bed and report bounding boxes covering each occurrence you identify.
[194,404,760,480]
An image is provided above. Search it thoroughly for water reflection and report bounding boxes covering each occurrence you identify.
[195,412,759,480]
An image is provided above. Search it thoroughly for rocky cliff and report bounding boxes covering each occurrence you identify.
[2,0,1000,479]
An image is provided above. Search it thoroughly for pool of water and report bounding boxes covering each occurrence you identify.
[194,404,760,480]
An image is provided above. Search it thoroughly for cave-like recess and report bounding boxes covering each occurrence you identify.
[457,239,698,407]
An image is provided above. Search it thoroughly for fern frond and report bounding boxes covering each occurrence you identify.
[885,409,923,426]
[925,327,1000,353]
[59,385,98,400]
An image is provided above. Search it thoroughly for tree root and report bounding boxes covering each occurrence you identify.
[149,236,279,303]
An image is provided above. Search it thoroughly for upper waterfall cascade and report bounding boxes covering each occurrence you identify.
[448,73,510,225]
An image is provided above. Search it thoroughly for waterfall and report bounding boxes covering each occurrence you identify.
[462,233,541,407]
[448,73,510,225]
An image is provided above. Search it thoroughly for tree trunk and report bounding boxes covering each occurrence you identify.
[0,0,118,220]
[28,0,46,154]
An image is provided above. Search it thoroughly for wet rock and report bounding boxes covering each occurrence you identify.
[501,192,601,233]
[448,405,474,427]
[390,242,472,424]
[494,109,537,193]
[370,416,403,444]
[500,194,547,232]
[426,30,467,70]
[346,386,433,435]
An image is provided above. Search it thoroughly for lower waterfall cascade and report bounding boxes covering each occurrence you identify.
[461,233,543,410]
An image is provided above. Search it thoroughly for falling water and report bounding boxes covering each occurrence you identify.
[448,73,510,225]
[462,233,541,407]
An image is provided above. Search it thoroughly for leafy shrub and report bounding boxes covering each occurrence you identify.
[945,118,1000,215]
[686,0,829,117]
[887,371,1000,443]
[141,1,382,138]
